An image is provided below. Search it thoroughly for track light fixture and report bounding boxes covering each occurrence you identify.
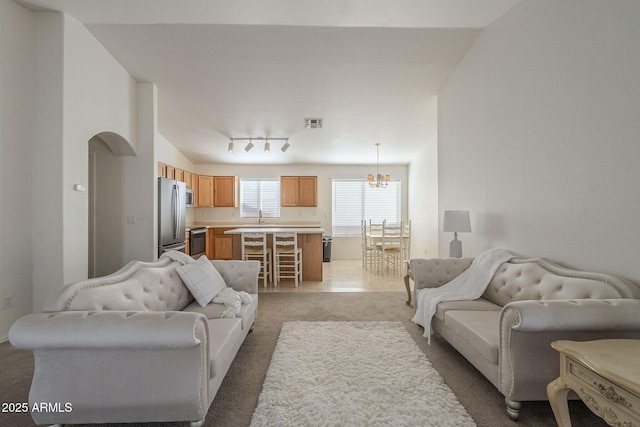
[229,137,289,154]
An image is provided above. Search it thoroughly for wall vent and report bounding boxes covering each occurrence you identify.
[305,118,323,129]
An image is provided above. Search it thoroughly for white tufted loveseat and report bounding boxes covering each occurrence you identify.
[409,256,640,421]
[9,257,259,427]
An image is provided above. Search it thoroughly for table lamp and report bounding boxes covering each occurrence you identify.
[443,210,471,258]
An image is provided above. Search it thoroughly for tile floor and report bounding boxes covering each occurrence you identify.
[258,259,408,294]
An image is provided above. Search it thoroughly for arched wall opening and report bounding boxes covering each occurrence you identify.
[88,131,136,277]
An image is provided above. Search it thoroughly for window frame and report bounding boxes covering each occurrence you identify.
[331,179,402,237]
[239,178,281,219]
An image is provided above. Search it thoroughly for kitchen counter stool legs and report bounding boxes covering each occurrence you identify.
[273,232,303,287]
[241,233,273,287]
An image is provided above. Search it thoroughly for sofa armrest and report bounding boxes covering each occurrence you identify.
[9,311,208,350]
[9,310,210,425]
[498,299,640,402]
[211,260,260,294]
[501,299,640,333]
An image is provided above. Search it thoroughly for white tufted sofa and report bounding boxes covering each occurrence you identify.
[9,257,259,427]
[410,256,640,421]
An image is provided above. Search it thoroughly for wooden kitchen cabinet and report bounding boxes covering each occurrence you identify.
[157,162,193,190]
[213,176,238,207]
[209,228,238,260]
[280,176,299,206]
[299,176,318,206]
[183,171,193,189]
[196,175,214,207]
[280,176,317,207]
[158,162,167,178]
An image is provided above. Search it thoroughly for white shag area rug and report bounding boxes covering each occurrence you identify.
[250,321,476,426]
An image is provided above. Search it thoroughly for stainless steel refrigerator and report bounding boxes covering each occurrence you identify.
[158,177,186,257]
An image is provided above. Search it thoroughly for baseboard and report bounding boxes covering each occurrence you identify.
[0,334,8,343]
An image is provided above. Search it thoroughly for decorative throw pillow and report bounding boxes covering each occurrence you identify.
[177,256,227,306]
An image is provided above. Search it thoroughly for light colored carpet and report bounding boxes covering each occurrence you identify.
[250,321,476,427]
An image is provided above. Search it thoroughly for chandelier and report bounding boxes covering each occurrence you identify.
[367,143,390,188]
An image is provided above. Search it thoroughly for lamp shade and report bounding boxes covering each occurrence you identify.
[443,210,471,233]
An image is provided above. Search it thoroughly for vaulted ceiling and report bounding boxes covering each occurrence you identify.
[17,0,522,165]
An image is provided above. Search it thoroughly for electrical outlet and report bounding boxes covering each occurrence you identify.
[3,295,14,309]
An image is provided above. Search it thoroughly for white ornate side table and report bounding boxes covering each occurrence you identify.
[548,339,640,427]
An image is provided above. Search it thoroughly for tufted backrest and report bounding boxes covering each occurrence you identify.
[211,260,260,294]
[42,257,193,312]
[410,258,474,290]
[482,258,640,306]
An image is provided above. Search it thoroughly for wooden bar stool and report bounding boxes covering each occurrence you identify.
[273,232,303,287]
[241,232,273,287]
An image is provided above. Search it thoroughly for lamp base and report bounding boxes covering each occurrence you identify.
[449,233,463,258]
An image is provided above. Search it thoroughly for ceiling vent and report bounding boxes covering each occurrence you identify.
[305,118,323,129]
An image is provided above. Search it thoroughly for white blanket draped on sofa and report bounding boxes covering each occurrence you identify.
[412,248,514,343]
[161,251,253,318]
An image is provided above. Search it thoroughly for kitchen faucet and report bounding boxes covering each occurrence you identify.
[258,209,265,224]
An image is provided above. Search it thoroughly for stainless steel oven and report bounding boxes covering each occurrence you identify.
[189,227,207,258]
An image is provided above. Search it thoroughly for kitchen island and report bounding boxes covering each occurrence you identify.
[224,227,325,281]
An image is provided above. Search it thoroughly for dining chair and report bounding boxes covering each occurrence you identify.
[241,232,273,287]
[272,232,303,287]
[380,220,403,271]
[402,220,412,261]
[368,220,385,271]
[361,220,377,270]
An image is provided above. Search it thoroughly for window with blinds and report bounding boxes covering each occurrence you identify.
[331,179,401,236]
[239,178,281,218]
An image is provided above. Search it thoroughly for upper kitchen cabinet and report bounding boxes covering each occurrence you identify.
[157,162,189,188]
[166,165,175,180]
[194,175,238,208]
[213,176,238,207]
[183,171,193,189]
[281,176,318,207]
[196,175,214,207]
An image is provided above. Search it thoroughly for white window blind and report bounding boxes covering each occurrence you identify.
[240,178,281,218]
[331,179,401,236]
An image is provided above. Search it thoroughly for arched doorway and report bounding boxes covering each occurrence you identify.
[88,131,135,277]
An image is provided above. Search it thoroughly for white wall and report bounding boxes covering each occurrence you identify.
[438,0,640,280]
[156,133,195,172]
[122,82,158,264]
[407,97,439,259]
[194,163,408,259]
[31,11,66,314]
[0,0,34,341]
[31,12,140,310]
[408,143,439,259]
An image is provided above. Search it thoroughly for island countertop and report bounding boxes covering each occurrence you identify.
[224,227,325,281]
[223,227,325,234]
[186,223,323,232]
